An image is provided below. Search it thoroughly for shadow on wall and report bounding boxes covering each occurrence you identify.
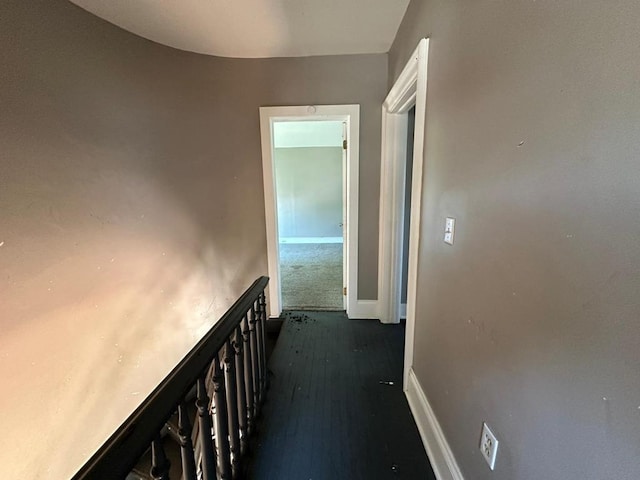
[1,0,387,477]
[1,2,264,478]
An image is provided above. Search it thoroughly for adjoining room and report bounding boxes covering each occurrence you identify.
[273,120,345,310]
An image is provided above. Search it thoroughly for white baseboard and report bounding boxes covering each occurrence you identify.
[279,236,343,244]
[405,368,464,480]
[347,300,378,319]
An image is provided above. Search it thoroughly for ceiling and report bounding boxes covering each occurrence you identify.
[68,0,410,58]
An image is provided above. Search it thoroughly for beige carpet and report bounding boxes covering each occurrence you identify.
[279,243,343,310]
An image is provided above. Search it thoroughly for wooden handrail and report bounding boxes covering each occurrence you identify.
[72,276,270,480]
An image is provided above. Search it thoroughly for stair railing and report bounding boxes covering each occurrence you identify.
[72,276,270,480]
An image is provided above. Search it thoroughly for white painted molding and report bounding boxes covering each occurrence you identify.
[260,112,282,317]
[348,300,379,319]
[405,368,464,480]
[377,38,428,328]
[259,105,360,318]
[383,53,419,112]
[377,105,408,325]
[279,237,344,244]
[377,39,430,391]
[402,39,429,388]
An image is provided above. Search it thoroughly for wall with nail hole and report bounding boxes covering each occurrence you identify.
[0,1,386,478]
[390,1,640,479]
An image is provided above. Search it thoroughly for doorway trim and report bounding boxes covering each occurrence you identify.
[377,39,429,388]
[259,105,360,318]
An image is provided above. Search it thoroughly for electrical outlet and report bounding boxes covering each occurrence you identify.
[444,217,455,245]
[479,422,499,470]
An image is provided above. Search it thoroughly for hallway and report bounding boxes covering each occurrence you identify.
[247,311,435,479]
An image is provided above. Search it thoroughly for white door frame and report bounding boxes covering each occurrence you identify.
[259,105,360,318]
[377,39,429,388]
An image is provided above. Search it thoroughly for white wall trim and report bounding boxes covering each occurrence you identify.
[260,105,360,318]
[406,368,464,480]
[376,39,430,388]
[279,237,343,244]
[377,102,409,322]
[348,300,379,319]
[377,38,428,326]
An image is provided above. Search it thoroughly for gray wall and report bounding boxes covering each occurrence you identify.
[275,147,343,239]
[390,1,640,479]
[0,1,385,478]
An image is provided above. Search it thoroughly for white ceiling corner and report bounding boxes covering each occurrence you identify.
[68,0,410,58]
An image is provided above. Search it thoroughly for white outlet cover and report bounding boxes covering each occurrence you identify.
[480,422,499,470]
[444,217,455,245]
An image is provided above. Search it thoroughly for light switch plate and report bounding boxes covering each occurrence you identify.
[444,217,455,245]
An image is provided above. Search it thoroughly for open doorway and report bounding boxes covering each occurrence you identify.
[377,39,429,389]
[273,121,345,310]
[399,106,415,320]
[260,105,360,319]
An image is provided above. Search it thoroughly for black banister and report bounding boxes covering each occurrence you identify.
[72,276,269,480]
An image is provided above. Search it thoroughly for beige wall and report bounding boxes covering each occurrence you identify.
[0,1,385,477]
[390,1,640,479]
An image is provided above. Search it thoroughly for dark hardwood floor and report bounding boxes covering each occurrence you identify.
[247,311,436,480]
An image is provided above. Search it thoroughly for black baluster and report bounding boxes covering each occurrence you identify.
[255,294,267,403]
[233,325,249,455]
[223,340,241,478]
[242,315,255,435]
[150,436,170,480]
[196,377,217,480]
[212,353,232,479]
[249,304,260,417]
[177,403,197,480]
